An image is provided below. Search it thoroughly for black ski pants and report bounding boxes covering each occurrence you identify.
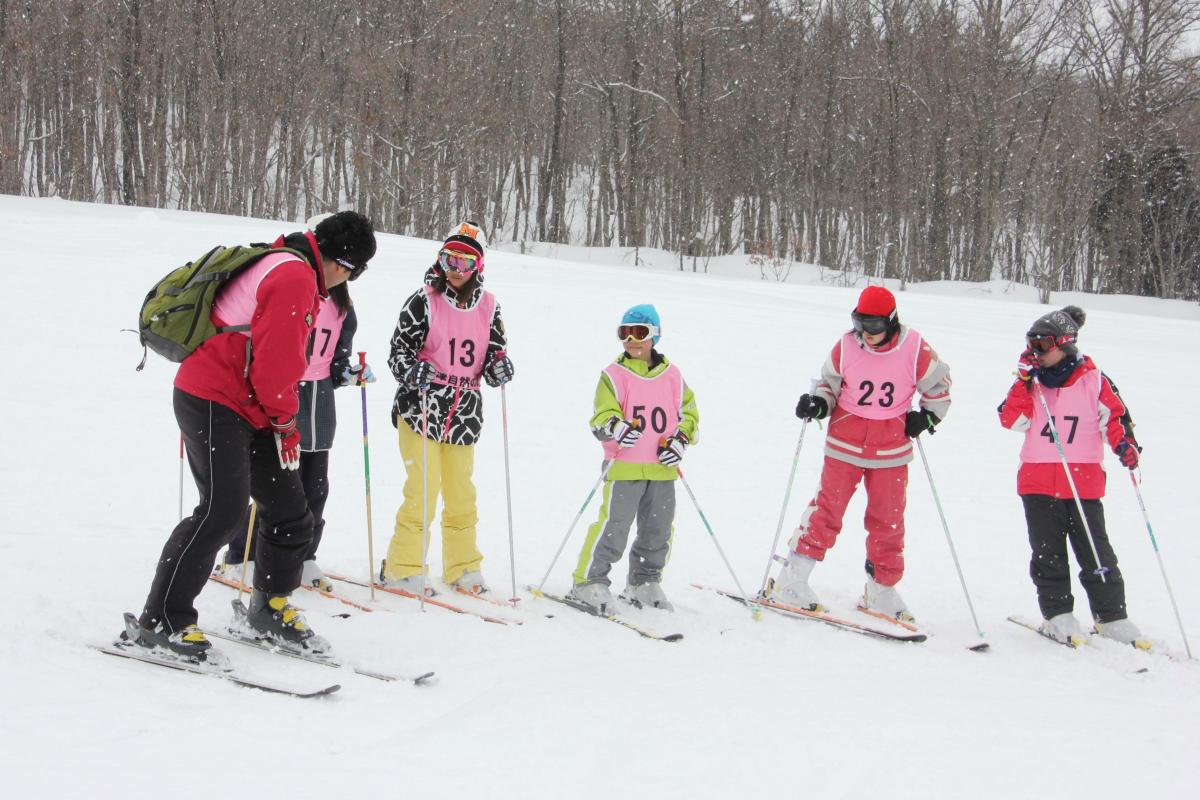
[140,390,314,633]
[1022,494,1127,624]
[225,450,331,564]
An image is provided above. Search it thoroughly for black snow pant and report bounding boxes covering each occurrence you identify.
[225,450,330,565]
[1022,494,1127,624]
[139,390,314,633]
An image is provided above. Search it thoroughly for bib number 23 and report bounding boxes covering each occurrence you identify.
[856,380,896,408]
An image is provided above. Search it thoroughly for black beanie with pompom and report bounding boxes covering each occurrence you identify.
[1028,305,1086,355]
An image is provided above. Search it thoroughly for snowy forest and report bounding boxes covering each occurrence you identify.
[3,0,1199,299]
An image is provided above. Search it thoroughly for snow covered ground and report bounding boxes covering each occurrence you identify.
[2,195,1198,798]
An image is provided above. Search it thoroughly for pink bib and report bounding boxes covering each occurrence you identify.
[1020,370,1104,464]
[211,251,303,330]
[601,362,683,464]
[302,296,346,381]
[418,286,496,390]
[835,329,920,420]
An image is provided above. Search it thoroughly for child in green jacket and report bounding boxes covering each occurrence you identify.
[569,304,699,613]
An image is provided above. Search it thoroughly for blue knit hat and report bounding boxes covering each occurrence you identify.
[620,304,661,344]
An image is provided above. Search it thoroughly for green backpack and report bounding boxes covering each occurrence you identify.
[137,244,303,369]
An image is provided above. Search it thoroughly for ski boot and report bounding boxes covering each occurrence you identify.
[122,615,223,666]
[568,582,617,614]
[1041,612,1088,647]
[620,582,674,612]
[452,570,489,595]
[1094,617,1152,651]
[244,589,330,654]
[301,559,333,592]
[379,560,437,596]
[219,559,254,585]
[771,552,823,611]
[862,578,915,623]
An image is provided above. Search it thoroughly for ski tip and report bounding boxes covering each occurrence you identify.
[968,642,991,652]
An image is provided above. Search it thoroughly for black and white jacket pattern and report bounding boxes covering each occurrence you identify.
[388,267,507,446]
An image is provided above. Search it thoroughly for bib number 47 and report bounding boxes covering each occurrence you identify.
[1040,415,1079,444]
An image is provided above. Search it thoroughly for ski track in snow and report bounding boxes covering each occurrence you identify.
[2,196,1198,798]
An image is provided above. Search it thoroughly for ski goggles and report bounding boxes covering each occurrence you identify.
[851,311,892,335]
[617,323,659,343]
[438,248,481,275]
[335,257,367,281]
[1026,332,1070,353]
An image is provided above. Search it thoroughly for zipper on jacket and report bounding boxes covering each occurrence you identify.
[309,382,318,448]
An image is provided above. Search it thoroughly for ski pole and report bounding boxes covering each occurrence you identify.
[676,466,762,620]
[357,351,376,601]
[536,459,616,592]
[419,387,430,612]
[239,502,257,604]
[1032,379,1108,582]
[1127,471,1192,659]
[535,419,641,592]
[499,373,519,607]
[915,436,985,644]
[758,378,819,598]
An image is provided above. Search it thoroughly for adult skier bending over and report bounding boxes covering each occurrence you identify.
[130,211,377,661]
[774,286,951,622]
[998,306,1150,650]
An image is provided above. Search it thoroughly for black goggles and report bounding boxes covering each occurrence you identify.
[336,257,367,281]
[851,311,892,335]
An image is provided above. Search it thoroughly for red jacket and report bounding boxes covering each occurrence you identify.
[998,356,1130,499]
[174,234,323,429]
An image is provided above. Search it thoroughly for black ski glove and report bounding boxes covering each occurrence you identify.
[657,432,689,466]
[483,352,514,387]
[403,361,434,390]
[795,394,828,420]
[904,409,939,438]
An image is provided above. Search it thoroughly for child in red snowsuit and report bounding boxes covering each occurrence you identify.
[773,286,951,622]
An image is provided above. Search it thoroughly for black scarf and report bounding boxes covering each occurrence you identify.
[1038,355,1081,389]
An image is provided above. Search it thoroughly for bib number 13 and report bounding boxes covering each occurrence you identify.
[447,337,476,367]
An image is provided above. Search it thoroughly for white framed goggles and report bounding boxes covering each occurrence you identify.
[438,248,480,275]
[617,323,659,343]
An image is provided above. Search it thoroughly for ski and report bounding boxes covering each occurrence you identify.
[694,584,926,643]
[93,615,340,698]
[216,600,435,685]
[527,585,683,642]
[1007,615,1086,649]
[452,586,556,619]
[856,604,921,632]
[325,571,520,626]
[1008,616,1150,672]
[208,572,375,613]
[860,602,990,651]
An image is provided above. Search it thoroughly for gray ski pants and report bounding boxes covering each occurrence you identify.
[573,479,675,587]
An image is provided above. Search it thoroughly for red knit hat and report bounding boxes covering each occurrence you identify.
[855,285,896,317]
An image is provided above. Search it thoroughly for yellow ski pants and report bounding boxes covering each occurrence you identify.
[384,421,482,584]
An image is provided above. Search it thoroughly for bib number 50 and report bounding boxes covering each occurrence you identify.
[631,405,669,434]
